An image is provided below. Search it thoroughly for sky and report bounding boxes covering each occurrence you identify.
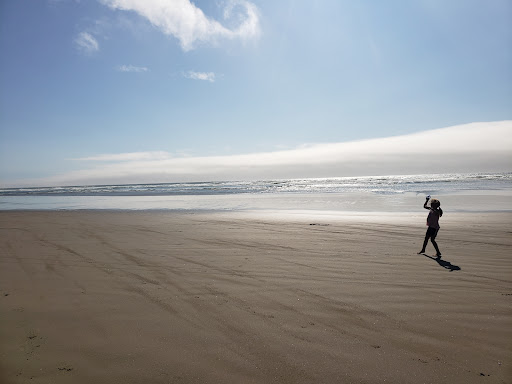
[0,0,511,187]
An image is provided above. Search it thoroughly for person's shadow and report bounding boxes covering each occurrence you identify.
[422,254,461,272]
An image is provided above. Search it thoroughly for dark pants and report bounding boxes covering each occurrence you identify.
[421,226,441,255]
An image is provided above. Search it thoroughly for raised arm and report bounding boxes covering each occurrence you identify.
[423,197,430,210]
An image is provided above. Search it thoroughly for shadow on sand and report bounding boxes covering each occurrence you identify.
[422,254,461,272]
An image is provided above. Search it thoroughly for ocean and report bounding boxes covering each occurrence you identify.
[1,172,511,212]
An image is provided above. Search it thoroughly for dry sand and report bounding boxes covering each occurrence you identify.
[0,210,511,383]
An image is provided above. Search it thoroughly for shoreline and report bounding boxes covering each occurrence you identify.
[1,188,512,212]
[1,210,511,383]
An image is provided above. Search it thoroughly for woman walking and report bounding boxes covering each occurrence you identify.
[418,196,443,257]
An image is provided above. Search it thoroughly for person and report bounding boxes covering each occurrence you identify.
[418,196,443,257]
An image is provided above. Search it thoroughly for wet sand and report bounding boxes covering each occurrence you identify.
[1,211,511,383]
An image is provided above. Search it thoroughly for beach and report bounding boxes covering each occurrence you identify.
[1,210,511,383]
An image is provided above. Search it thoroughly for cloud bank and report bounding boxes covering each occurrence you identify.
[7,121,512,187]
[100,0,260,51]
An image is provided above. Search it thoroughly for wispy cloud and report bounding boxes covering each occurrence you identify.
[117,64,149,73]
[184,71,216,82]
[100,0,260,51]
[8,121,512,187]
[74,151,170,162]
[74,31,99,54]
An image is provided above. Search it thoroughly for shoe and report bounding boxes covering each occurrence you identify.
[436,253,442,258]
[418,250,425,254]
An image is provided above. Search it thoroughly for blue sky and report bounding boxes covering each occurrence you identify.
[0,0,511,186]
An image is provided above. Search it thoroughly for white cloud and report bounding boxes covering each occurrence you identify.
[74,151,170,161]
[74,32,99,54]
[8,121,512,187]
[117,64,149,72]
[184,71,216,82]
[100,0,260,51]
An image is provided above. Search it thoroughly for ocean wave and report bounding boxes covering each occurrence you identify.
[1,172,511,197]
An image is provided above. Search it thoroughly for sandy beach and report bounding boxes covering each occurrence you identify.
[1,210,511,383]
